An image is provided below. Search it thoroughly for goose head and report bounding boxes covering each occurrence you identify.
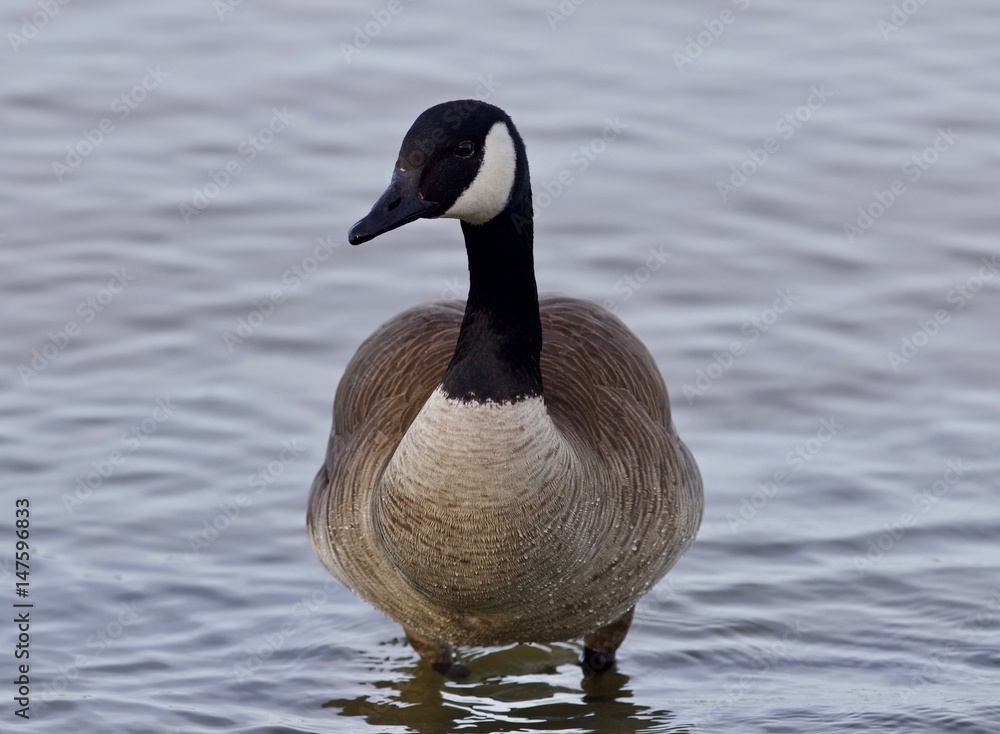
[348,100,531,245]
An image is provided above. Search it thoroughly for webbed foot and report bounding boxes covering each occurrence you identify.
[581,606,634,674]
[405,627,466,677]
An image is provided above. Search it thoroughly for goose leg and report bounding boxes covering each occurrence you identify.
[404,628,467,676]
[581,606,634,673]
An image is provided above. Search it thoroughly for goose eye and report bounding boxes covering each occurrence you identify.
[454,141,475,158]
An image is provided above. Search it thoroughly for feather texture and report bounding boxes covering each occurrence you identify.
[307,294,703,645]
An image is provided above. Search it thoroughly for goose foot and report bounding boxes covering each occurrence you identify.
[434,660,470,678]
[581,606,634,674]
[404,628,467,677]
[580,647,616,673]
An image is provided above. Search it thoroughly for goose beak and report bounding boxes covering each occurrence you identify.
[348,168,438,245]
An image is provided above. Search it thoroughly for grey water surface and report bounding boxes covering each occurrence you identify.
[2,1,999,732]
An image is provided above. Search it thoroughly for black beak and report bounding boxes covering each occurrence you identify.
[348,168,438,245]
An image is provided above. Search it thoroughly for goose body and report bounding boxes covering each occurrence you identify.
[308,101,703,672]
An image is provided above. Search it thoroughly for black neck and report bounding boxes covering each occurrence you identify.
[440,193,542,403]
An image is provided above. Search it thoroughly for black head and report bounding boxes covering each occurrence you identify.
[348,100,529,245]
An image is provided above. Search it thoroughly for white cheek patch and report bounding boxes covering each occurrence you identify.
[442,121,517,225]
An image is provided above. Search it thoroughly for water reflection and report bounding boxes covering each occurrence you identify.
[323,644,690,733]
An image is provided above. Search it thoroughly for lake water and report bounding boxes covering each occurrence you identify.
[2,1,999,732]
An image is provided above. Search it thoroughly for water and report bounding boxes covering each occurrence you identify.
[2,1,999,732]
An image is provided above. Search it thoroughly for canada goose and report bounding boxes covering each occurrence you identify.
[308,100,703,675]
